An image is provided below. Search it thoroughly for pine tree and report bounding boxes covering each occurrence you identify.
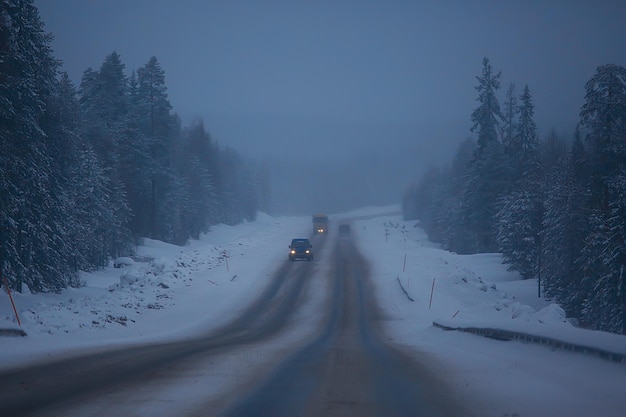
[404,138,475,253]
[437,138,475,253]
[174,120,218,241]
[120,70,151,237]
[540,127,590,317]
[496,85,542,278]
[78,53,133,258]
[39,73,84,287]
[496,188,542,279]
[580,64,626,209]
[579,204,625,333]
[462,58,510,252]
[471,57,503,155]
[576,64,626,333]
[80,52,128,171]
[0,0,64,292]
[134,56,177,240]
[43,73,125,274]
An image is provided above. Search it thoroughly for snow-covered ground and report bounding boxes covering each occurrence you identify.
[1,206,625,416]
[348,208,626,417]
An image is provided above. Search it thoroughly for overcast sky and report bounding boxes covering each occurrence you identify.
[36,0,626,165]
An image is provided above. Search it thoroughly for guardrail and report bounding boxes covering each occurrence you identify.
[432,321,626,364]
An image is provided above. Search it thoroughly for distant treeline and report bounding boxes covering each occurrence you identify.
[0,1,268,292]
[403,58,626,334]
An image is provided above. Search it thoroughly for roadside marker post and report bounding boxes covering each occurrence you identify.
[2,278,21,326]
[429,277,436,310]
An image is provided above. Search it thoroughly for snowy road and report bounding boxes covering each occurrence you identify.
[0,226,466,417]
[221,234,465,417]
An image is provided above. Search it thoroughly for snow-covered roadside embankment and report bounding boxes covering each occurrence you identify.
[0,213,311,368]
[352,213,626,361]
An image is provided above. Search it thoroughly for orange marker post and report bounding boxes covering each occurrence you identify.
[3,278,21,326]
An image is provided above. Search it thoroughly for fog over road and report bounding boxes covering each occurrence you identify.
[0,224,465,417]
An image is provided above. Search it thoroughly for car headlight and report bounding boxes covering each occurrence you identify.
[290,250,296,254]
[305,250,310,254]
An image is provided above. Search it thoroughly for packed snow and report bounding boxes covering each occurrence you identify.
[1,206,625,416]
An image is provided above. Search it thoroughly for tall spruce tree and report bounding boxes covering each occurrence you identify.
[134,56,176,240]
[39,72,83,287]
[577,64,626,333]
[174,120,218,241]
[0,0,66,291]
[496,85,542,279]
[80,52,128,171]
[580,64,626,207]
[78,52,132,256]
[120,70,150,238]
[496,187,542,279]
[541,148,589,318]
[463,58,509,252]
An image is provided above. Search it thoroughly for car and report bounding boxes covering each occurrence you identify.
[289,238,313,261]
[338,224,350,236]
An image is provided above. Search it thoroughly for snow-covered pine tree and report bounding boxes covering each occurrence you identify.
[43,73,128,276]
[496,85,542,279]
[462,58,510,252]
[470,58,503,156]
[80,52,128,172]
[580,64,626,208]
[135,56,178,241]
[430,138,475,253]
[39,73,85,288]
[579,205,625,333]
[120,70,151,238]
[541,132,589,318]
[173,120,219,241]
[577,64,626,333]
[496,188,542,279]
[0,0,66,292]
[78,52,133,257]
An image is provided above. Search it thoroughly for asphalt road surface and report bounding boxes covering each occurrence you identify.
[0,227,467,417]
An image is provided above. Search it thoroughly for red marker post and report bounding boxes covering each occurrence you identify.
[2,278,21,326]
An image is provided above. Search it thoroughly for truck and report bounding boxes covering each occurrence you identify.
[312,214,329,235]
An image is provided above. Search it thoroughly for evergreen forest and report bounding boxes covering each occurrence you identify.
[403,58,626,334]
[1,1,265,293]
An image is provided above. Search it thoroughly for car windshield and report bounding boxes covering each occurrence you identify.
[291,240,310,247]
